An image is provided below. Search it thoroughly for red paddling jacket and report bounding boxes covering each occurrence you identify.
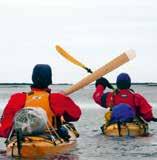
[93,85,153,122]
[0,87,81,138]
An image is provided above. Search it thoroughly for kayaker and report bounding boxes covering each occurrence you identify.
[93,73,157,123]
[0,64,81,138]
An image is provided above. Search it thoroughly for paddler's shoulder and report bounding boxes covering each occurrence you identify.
[49,92,67,99]
[9,92,26,100]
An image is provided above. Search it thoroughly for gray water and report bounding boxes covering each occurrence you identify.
[0,84,157,160]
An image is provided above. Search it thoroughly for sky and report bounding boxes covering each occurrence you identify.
[0,0,156,84]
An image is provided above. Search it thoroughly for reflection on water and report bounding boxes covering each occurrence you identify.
[0,85,157,160]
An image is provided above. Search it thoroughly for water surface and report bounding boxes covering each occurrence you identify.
[0,84,157,160]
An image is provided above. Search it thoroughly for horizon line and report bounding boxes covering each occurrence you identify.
[0,82,157,86]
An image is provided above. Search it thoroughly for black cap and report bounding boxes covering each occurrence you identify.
[32,64,52,88]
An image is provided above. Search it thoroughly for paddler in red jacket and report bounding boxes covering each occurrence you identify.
[0,64,81,138]
[93,73,157,123]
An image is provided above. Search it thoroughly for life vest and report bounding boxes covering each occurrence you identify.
[105,89,137,122]
[24,90,55,128]
[109,89,137,112]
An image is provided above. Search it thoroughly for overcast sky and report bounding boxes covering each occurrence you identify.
[0,0,156,84]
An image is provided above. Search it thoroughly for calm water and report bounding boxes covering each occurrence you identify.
[0,84,157,160]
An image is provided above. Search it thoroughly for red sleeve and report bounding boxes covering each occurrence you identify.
[0,93,26,138]
[50,93,81,122]
[93,85,111,108]
[135,93,153,122]
[93,85,105,105]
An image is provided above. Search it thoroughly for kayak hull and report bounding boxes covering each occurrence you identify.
[101,122,149,137]
[7,136,76,158]
[6,124,78,158]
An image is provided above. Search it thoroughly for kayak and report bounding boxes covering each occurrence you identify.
[101,121,149,137]
[6,123,79,158]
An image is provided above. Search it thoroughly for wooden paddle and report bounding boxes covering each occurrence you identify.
[59,49,136,95]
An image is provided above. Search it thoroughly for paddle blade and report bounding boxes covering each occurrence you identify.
[55,45,86,69]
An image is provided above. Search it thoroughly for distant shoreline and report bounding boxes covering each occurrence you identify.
[0,83,156,86]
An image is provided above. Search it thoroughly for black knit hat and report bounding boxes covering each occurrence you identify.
[116,73,131,89]
[32,64,52,88]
